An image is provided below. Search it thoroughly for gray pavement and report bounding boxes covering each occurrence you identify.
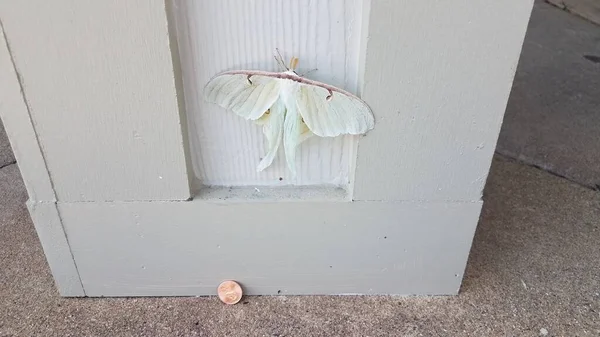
[497,1,600,190]
[0,118,15,169]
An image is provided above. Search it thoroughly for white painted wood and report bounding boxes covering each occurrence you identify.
[353,0,534,201]
[1,23,83,296]
[196,186,347,202]
[0,0,191,202]
[171,0,364,187]
[0,22,54,202]
[27,201,85,296]
[58,199,482,296]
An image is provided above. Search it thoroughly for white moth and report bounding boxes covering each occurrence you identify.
[203,51,375,176]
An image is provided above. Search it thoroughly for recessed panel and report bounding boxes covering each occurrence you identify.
[172,0,364,187]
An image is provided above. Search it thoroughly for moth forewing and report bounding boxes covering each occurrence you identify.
[203,73,282,121]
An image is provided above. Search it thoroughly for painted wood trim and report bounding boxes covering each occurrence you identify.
[27,201,85,296]
[58,199,482,296]
[0,21,55,202]
[165,0,197,193]
[0,0,192,202]
[353,0,534,202]
[1,21,84,297]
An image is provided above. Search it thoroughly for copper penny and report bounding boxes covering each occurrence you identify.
[217,280,243,305]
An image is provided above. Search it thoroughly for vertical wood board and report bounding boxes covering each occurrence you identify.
[172,0,364,187]
[0,0,191,202]
[27,201,85,296]
[0,21,55,201]
[1,20,84,296]
[354,0,534,201]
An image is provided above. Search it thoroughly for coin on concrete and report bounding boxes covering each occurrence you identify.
[217,280,243,305]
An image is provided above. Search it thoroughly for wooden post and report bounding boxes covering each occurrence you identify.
[0,0,534,296]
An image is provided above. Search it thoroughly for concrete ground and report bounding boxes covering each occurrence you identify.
[0,120,15,169]
[1,1,600,336]
[547,0,600,25]
[497,0,600,189]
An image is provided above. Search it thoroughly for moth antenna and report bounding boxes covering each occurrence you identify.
[275,48,283,63]
[275,48,288,71]
[299,68,318,77]
[274,56,285,71]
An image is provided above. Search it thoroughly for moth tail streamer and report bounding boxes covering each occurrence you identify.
[283,104,304,178]
[256,101,284,172]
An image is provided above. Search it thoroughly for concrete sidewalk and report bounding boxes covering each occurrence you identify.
[0,120,15,169]
[497,0,600,189]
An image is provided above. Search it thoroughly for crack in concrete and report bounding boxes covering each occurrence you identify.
[0,160,16,170]
[495,151,600,192]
